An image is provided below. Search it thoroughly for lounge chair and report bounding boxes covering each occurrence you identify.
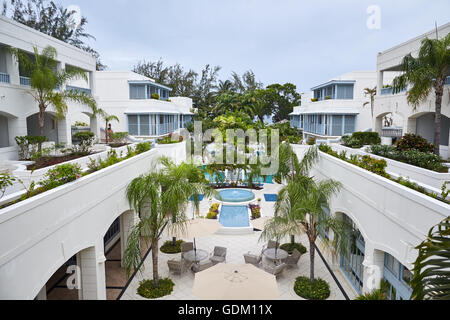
[264,263,287,277]
[192,260,214,273]
[243,252,262,267]
[210,246,227,265]
[285,249,302,268]
[167,259,185,275]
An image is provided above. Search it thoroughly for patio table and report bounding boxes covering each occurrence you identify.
[183,249,209,263]
[263,248,288,264]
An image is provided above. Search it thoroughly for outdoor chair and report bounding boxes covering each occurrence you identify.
[181,242,194,256]
[210,246,227,265]
[167,259,185,275]
[267,240,279,249]
[243,252,262,267]
[264,263,287,277]
[285,249,302,268]
[192,260,214,273]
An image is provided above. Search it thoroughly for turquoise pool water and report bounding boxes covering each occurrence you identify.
[219,205,250,228]
[216,189,255,203]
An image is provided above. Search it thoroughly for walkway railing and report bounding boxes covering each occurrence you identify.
[0,72,10,84]
[19,76,31,86]
[66,85,92,95]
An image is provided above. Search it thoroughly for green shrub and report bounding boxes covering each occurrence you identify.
[280,243,307,255]
[341,136,363,149]
[352,132,381,146]
[160,240,184,254]
[73,121,89,127]
[135,142,152,154]
[0,173,16,200]
[15,136,47,160]
[151,93,160,100]
[41,163,82,189]
[110,132,128,145]
[370,145,447,173]
[396,133,435,153]
[294,277,330,300]
[306,137,316,145]
[73,131,95,154]
[137,278,174,299]
[158,135,183,145]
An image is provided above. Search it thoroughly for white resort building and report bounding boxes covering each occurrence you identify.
[289,71,391,141]
[0,15,98,162]
[95,71,194,138]
[373,22,450,160]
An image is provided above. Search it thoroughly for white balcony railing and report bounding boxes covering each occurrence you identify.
[0,72,10,84]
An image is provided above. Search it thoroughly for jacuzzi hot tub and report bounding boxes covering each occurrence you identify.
[216,189,255,203]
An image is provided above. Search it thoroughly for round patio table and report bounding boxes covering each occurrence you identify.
[183,249,209,263]
[263,248,288,263]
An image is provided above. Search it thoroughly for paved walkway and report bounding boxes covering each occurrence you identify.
[121,183,358,301]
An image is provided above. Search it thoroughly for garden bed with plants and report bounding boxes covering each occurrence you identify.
[0,141,153,210]
[294,276,330,300]
[319,144,450,204]
[160,240,184,254]
[26,152,99,171]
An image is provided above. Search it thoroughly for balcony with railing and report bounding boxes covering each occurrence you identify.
[0,72,10,84]
[19,76,31,86]
[66,85,92,95]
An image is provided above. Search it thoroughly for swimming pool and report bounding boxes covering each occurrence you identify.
[216,189,255,203]
[219,205,250,228]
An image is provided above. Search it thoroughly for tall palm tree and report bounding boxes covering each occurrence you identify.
[410,216,450,300]
[97,108,119,144]
[261,176,348,282]
[158,157,215,246]
[12,46,97,136]
[392,33,450,155]
[123,160,201,287]
[363,87,377,118]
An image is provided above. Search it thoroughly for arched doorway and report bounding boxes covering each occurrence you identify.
[26,112,58,142]
[0,113,9,148]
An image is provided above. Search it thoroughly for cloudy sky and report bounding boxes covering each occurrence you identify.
[60,0,450,92]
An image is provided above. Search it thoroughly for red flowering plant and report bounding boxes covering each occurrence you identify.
[249,204,261,219]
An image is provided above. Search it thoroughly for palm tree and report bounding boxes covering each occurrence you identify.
[11,46,97,136]
[97,108,119,144]
[262,176,347,282]
[123,160,201,287]
[363,87,377,118]
[410,216,450,300]
[158,157,215,246]
[392,33,450,155]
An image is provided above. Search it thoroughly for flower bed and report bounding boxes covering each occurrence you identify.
[0,142,153,210]
[319,144,449,204]
[160,240,184,254]
[280,243,307,255]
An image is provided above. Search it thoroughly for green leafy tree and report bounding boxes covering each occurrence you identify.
[11,45,97,136]
[265,83,301,122]
[392,33,450,155]
[363,87,377,118]
[410,216,450,300]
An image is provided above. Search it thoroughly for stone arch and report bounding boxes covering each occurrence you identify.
[26,111,59,142]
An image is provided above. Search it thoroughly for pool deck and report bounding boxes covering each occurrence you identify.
[120,183,358,301]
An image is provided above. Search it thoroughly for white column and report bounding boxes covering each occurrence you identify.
[35,285,47,300]
[8,116,28,146]
[57,61,66,91]
[406,117,417,134]
[89,71,96,94]
[57,115,72,146]
[120,210,139,268]
[5,50,19,85]
[77,242,107,300]
[362,245,384,294]
[89,116,101,142]
[377,70,384,96]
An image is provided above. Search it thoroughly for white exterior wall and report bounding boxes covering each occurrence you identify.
[0,141,186,299]
[0,16,97,161]
[293,145,449,294]
[95,71,193,136]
